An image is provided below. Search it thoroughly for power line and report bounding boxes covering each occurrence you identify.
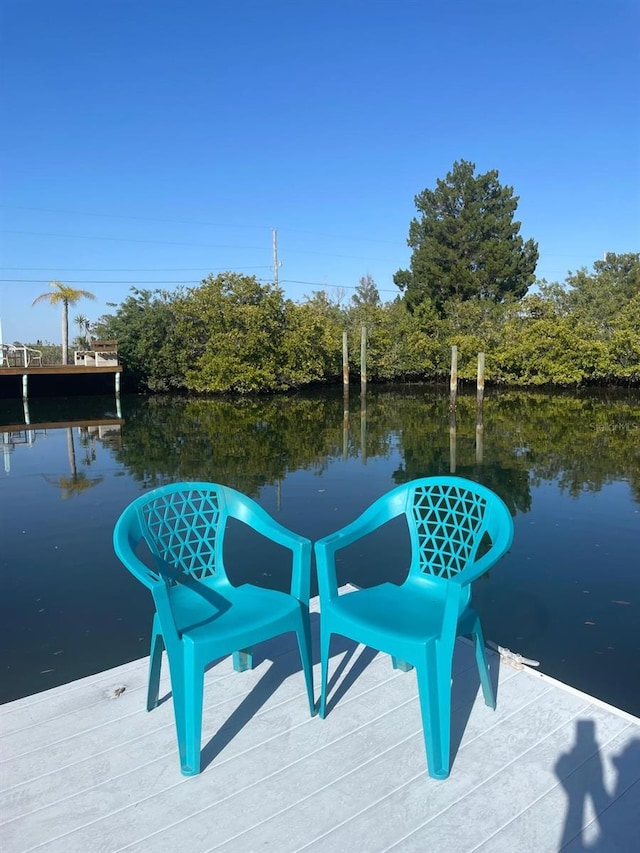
[280,278,398,294]
[1,276,400,294]
[0,230,268,251]
[0,203,404,246]
[1,279,223,284]
[0,229,397,262]
[0,204,271,231]
[0,266,272,272]
[1,205,620,257]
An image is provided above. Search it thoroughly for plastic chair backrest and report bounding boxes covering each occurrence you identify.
[410,480,486,578]
[403,477,513,586]
[141,486,223,582]
[119,483,231,589]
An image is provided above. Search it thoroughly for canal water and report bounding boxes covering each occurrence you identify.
[1,386,639,715]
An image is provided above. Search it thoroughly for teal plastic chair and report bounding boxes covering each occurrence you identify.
[315,476,514,780]
[113,482,315,776]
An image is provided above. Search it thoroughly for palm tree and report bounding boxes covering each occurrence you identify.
[43,427,103,499]
[32,281,96,364]
[73,313,92,348]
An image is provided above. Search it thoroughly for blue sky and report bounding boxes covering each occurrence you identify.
[1,0,638,345]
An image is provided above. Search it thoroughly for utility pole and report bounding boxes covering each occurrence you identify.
[272,228,280,287]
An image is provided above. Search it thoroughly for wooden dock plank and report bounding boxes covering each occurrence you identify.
[1,607,639,853]
[563,779,640,851]
[212,681,585,853]
[0,641,483,851]
[121,660,514,853]
[0,366,122,376]
[386,707,631,853]
[1,643,305,789]
[296,671,555,853]
[475,723,639,853]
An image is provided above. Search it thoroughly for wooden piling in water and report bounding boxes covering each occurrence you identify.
[449,345,458,410]
[343,387,349,461]
[342,331,349,389]
[475,418,484,465]
[360,325,367,391]
[477,351,485,408]
[449,407,457,473]
[476,351,485,464]
[361,390,367,465]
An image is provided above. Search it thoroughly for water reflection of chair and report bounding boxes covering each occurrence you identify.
[113,482,315,776]
[315,476,514,780]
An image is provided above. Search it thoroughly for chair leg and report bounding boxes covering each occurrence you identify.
[319,623,332,719]
[233,649,254,672]
[391,656,414,672]
[416,642,453,780]
[166,655,191,774]
[471,616,496,710]
[295,608,316,716]
[147,615,164,711]
[181,642,205,776]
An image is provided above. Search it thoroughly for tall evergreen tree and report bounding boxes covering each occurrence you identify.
[352,273,380,307]
[394,160,538,313]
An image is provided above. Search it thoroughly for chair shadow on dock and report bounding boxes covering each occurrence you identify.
[146,612,321,773]
[198,615,392,772]
[151,613,502,776]
[555,718,640,850]
[312,614,500,771]
[315,622,501,776]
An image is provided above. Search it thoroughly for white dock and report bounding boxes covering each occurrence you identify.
[2,599,639,853]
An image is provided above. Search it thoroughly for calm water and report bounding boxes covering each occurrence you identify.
[1,386,639,714]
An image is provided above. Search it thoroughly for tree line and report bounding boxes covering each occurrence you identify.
[110,389,640,509]
[35,160,638,391]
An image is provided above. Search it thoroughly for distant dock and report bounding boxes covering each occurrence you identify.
[0,414,124,433]
[0,364,122,400]
[0,339,122,400]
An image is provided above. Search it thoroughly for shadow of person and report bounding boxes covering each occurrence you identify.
[567,737,640,852]
[555,719,640,851]
[556,719,610,848]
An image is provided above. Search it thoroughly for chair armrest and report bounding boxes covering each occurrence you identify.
[225,490,312,604]
[113,513,159,588]
[459,519,514,585]
[314,488,407,602]
[113,511,181,645]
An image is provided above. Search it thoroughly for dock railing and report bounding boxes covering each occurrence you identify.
[74,340,119,367]
[1,343,43,368]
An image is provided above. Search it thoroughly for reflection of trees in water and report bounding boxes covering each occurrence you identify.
[388,392,533,516]
[114,394,379,494]
[486,389,640,501]
[113,387,640,510]
[42,427,104,499]
[77,428,97,465]
[394,388,640,506]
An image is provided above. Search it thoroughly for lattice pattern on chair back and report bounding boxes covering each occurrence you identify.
[410,482,487,578]
[141,487,221,580]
